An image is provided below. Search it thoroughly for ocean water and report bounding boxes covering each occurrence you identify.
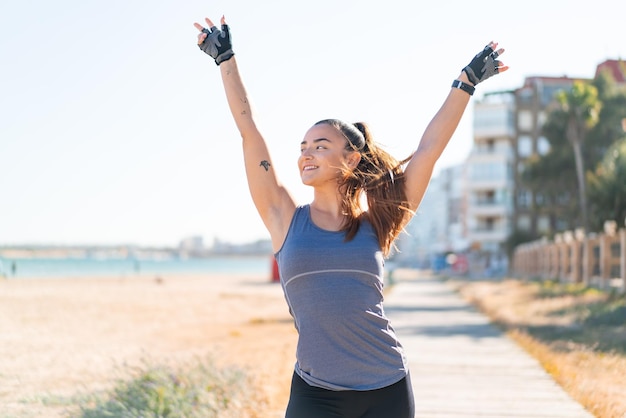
[0,255,275,279]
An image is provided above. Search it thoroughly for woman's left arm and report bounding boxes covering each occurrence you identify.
[404,42,508,212]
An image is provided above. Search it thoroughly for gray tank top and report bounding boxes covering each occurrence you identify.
[275,205,408,391]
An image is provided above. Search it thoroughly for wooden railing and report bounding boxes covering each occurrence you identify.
[512,220,626,293]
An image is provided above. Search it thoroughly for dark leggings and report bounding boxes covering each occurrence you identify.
[285,372,415,418]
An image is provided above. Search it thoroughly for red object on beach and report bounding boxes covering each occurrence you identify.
[271,256,280,282]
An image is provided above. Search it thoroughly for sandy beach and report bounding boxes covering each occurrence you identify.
[0,273,297,417]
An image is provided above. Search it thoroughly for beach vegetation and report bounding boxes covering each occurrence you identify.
[73,356,262,418]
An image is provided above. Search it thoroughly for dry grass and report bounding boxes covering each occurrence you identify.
[0,274,296,418]
[448,277,626,418]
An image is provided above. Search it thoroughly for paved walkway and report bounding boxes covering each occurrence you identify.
[385,271,594,418]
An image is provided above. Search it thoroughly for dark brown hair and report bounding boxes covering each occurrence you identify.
[314,119,414,256]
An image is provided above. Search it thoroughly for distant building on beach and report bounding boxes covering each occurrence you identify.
[179,235,205,253]
[0,237,273,261]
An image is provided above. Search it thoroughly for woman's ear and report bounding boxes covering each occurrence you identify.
[347,152,362,169]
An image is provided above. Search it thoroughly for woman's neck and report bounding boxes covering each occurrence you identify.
[309,192,345,231]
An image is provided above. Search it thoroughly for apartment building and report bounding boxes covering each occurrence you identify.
[465,91,515,255]
[402,78,576,271]
[398,164,467,268]
[398,59,623,272]
[512,76,576,235]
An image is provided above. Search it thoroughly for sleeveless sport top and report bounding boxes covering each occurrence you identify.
[275,205,408,391]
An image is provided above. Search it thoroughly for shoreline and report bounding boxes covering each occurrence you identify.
[0,254,276,280]
[0,273,296,417]
[0,271,274,282]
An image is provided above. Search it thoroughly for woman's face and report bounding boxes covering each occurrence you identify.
[298,124,358,187]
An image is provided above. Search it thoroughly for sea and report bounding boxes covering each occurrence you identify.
[0,254,274,279]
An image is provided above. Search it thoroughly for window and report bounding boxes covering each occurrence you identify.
[517,88,533,105]
[535,192,545,206]
[518,111,533,131]
[541,85,569,106]
[518,135,533,158]
[517,215,531,230]
[537,111,547,127]
[517,190,532,208]
[537,136,550,155]
[538,216,551,233]
[470,162,506,181]
[556,218,569,231]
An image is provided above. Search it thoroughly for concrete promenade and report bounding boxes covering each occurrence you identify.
[385,271,594,417]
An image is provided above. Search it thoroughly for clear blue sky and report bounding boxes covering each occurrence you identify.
[1,0,624,247]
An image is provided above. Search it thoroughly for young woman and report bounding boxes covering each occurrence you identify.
[194,16,507,418]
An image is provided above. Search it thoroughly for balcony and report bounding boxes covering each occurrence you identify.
[474,125,515,140]
[468,227,510,243]
[468,202,510,217]
[474,102,515,139]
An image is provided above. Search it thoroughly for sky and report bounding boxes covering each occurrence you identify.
[1,0,625,247]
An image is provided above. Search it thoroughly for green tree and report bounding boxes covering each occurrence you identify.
[521,72,626,235]
[587,137,626,230]
[586,70,626,170]
[555,81,601,233]
[521,140,579,233]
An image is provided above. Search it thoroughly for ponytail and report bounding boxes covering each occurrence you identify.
[315,119,413,256]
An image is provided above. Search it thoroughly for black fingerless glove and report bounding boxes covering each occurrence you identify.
[463,44,501,85]
[198,24,234,65]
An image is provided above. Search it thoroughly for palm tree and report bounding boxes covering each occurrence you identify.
[555,81,601,233]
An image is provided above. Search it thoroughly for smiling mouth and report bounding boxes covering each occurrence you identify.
[302,166,318,171]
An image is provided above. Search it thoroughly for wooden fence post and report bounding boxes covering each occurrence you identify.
[619,227,626,292]
[601,221,617,290]
[574,228,586,283]
[541,237,550,278]
[553,234,562,279]
[560,232,572,282]
[582,234,598,287]
[566,231,581,283]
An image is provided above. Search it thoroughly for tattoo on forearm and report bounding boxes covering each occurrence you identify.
[260,160,271,171]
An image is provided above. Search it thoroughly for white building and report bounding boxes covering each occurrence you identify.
[399,91,515,274]
[398,163,467,268]
[465,91,515,254]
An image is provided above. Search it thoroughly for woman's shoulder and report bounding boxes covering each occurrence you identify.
[293,204,311,221]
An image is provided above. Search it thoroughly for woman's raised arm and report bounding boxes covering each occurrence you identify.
[403,42,508,212]
[194,17,296,250]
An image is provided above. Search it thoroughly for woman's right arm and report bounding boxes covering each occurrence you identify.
[195,17,296,250]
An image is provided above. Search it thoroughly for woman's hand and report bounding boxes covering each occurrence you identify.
[462,41,508,85]
[193,16,234,65]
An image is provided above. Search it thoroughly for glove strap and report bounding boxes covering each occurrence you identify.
[451,79,475,96]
